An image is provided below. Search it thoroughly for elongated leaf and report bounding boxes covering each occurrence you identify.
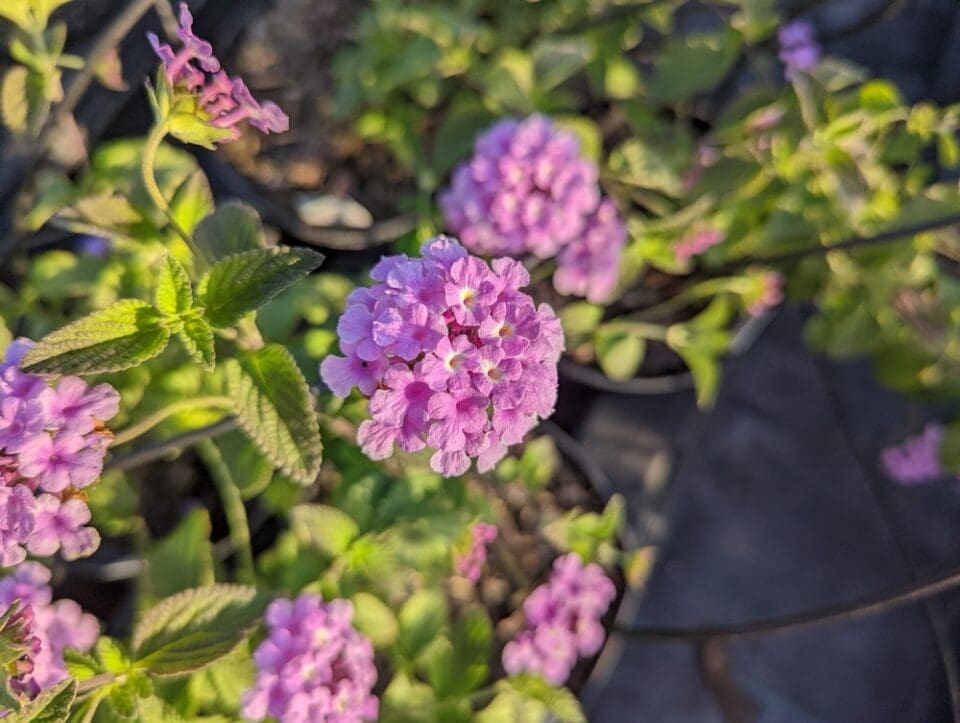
[225,344,323,484]
[176,316,215,371]
[199,247,324,329]
[193,202,266,266]
[397,589,448,660]
[11,678,77,722]
[144,508,215,601]
[351,592,399,649]
[1,66,29,134]
[155,254,193,317]
[505,675,586,723]
[131,585,264,677]
[21,300,170,375]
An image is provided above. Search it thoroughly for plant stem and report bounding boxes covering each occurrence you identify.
[616,563,960,641]
[199,439,256,584]
[630,278,740,322]
[110,396,234,448]
[141,120,202,256]
[104,417,240,473]
[599,319,670,340]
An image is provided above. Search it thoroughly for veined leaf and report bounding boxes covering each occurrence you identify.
[10,678,77,722]
[291,504,359,556]
[21,300,171,375]
[193,202,266,266]
[225,344,323,485]
[176,316,215,371]
[199,247,324,329]
[155,254,193,317]
[131,585,264,677]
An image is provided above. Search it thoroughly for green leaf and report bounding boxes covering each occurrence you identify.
[351,592,399,650]
[155,254,193,317]
[595,329,645,381]
[63,650,100,681]
[11,678,77,722]
[225,344,323,484]
[381,671,436,719]
[144,508,215,601]
[131,585,264,677]
[505,675,586,723]
[559,302,603,343]
[397,589,448,660]
[95,637,130,675]
[647,30,742,105]
[167,111,235,150]
[940,420,960,472]
[202,431,273,500]
[1,66,30,134]
[607,137,687,197]
[553,116,603,163]
[291,504,359,556]
[21,299,171,375]
[193,202,267,266]
[428,606,492,698]
[199,247,325,329]
[532,36,592,92]
[176,316,215,371]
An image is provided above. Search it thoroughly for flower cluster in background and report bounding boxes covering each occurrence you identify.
[880,423,945,485]
[455,522,497,583]
[502,553,616,686]
[0,340,118,566]
[242,595,378,723]
[675,228,725,265]
[778,20,821,80]
[148,2,288,141]
[0,562,98,699]
[440,115,627,304]
[320,236,564,477]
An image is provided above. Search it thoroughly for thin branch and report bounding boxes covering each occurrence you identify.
[104,417,240,473]
[616,564,960,641]
[726,212,960,270]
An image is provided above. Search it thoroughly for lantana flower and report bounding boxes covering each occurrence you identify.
[320,237,564,477]
[0,562,98,699]
[881,423,945,485]
[0,340,118,566]
[454,523,497,583]
[242,595,378,723]
[440,115,627,304]
[778,20,821,80]
[502,553,616,686]
[147,3,288,143]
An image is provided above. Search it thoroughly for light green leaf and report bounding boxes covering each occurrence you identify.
[21,299,171,375]
[203,431,273,500]
[553,116,603,163]
[168,112,234,150]
[131,585,264,677]
[193,202,266,266]
[428,605,492,698]
[559,302,603,343]
[0,65,45,136]
[595,329,645,381]
[505,675,586,723]
[11,678,77,723]
[351,592,399,649]
[176,316,215,371]
[199,247,325,329]
[144,508,215,601]
[225,344,323,484]
[291,504,359,556]
[532,36,592,91]
[397,589,448,660]
[155,254,193,317]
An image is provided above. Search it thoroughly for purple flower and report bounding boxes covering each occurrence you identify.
[17,433,103,493]
[440,115,626,303]
[502,553,616,686]
[0,562,98,699]
[242,595,377,723]
[75,235,111,258]
[674,228,725,264]
[320,237,564,477]
[147,3,288,142]
[0,340,117,567]
[454,523,497,582]
[778,20,821,80]
[881,423,945,485]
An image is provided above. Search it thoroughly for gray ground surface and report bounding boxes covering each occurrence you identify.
[580,6,960,716]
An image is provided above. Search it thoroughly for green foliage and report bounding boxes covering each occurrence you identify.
[9,679,76,722]
[131,585,265,677]
[142,509,216,602]
[192,202,267,266]
[225,344,324,484]
[21,299,171,375]
[198,247,325,329]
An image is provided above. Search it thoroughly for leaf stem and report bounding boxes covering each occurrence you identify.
[141,119,202,257]
[598,320,670,340]
[110,396,235,448]
[104,417,241,473]
[199,439,256,584]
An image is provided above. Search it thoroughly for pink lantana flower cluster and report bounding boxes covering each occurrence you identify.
[881,423,945,485]
[502,553,616,686]
[440,115,627,304]
[455,522,497,583]
[0,562,99,699]
[242,595,378,723]
[674,228,725,264]
[320,236,564,478]
[0,341,118,566]
[148,3,288,141]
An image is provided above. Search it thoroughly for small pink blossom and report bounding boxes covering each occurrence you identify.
[881,424,945,485]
